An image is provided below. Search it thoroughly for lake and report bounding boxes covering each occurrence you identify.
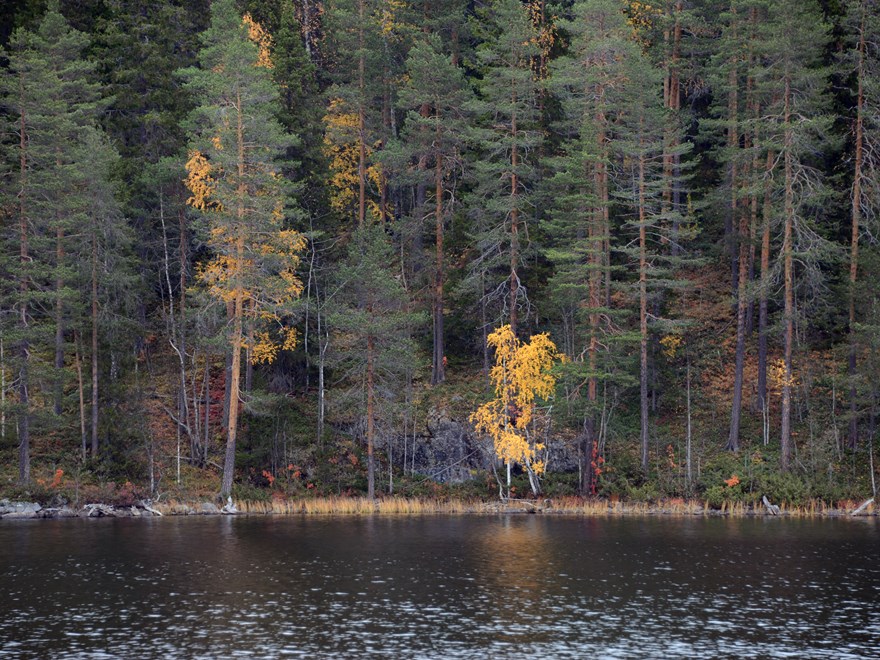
[0,515,878,658]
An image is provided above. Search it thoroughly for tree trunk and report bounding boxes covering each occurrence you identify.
[510,105,519,336]
[17,100,30,484]
[54,224,65,416]
[728,137,750,451]
[639,136,649,473]
[221,278,243,497]
[481,268,489,386]
[245,299,254,394]
[367,333,376,499]
[432,141,446,385]
[90,229,99,458]
[757,149,773,416]
[75,331,86,461]
[221,96,247,498]
[848,6,866,450]
[357,0,366,227]
[781,77,793,472]
[222,309,233,432]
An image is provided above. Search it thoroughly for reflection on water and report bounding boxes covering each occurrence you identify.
[1,515,878,658]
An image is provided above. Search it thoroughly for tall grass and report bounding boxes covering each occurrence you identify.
[235,496,475,515]
[150,496,872,517]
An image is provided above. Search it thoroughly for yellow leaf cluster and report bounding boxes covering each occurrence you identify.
[627,1,662,46]
[251,331,279,364]
[470,325,561,474]
[527,0,556,79]
[769,358,797,390]
[322,99,383,218]
[242,13,273,69]
[660,333,682,359]
[185,150,221,211]
[379,0,408,36]
[248,325,298,365]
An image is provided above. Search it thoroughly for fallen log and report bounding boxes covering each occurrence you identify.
[140,501,163,517]
[851,498,874,517]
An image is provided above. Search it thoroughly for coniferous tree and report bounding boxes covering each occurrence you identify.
[467,0,542,338]
[547,0,642,493]
[328,223,421,499]
[180,0,306,497]
[0,2,120,480]
[759,0,833,470]
[323,0,392,226]
[396,33,471,385]
[842,0,880,449]
[96,0,207,464]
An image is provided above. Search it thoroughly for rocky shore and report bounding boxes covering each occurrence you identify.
[0,499,239,519]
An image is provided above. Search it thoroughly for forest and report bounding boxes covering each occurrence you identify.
[1,0,878,509]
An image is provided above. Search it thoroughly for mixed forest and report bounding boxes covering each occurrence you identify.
[1,0,879,507]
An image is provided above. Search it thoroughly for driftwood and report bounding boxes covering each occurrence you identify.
[84,503,116,517]
[221,496,238,515]
[498,498,552,514]
[762,496,780,516]
[851,498,874,516]
[140,501,163,517]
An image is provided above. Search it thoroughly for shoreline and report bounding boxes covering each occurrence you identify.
[1,496,875,520]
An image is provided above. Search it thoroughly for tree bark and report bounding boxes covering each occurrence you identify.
[221,95,247,498]
[17,100,30,484]
[432,136,446,384]
[357,0,366,227]
[90,227,99,457]
[367,333,376,499]
[509,101,519,336]
[781,77,793,472]
[848,5,866,450]
[639,134,649,473]
[757,149,774,417]
[75,332,86,461]
[54,224,65,416]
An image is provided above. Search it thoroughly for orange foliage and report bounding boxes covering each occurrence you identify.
[471,325,562,474]
[242,13,273,68]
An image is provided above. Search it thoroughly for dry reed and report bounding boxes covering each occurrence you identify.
[148,495,872,518]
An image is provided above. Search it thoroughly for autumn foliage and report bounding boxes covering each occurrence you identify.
[471,325,561,482]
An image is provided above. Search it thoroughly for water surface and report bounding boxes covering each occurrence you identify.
[1,515,878,657]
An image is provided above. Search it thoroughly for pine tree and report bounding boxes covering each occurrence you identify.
[467,0,542,338]
[0,1,117,481]
[758,0,833,470]
[180,0,306,497]
[328,224,421,499]
[96,0,207,466]
[396,33,471,385]
[842,0,880,449]
[547,0,644,493]
[323,0,396,226]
